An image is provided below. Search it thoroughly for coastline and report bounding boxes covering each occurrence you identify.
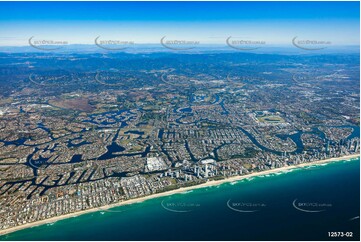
[0,153,359,237]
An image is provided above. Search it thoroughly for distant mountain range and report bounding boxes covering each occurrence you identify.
[0,44,359,55]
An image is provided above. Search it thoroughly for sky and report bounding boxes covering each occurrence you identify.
[0,1,359,46]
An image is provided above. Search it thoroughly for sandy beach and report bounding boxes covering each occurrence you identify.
[0,153,359,236]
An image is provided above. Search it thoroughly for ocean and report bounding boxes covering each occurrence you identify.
[1,158,359,241]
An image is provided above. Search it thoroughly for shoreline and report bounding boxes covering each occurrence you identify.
[0,153,359,237]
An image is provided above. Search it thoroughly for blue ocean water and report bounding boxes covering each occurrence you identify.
[1,158,359,241]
